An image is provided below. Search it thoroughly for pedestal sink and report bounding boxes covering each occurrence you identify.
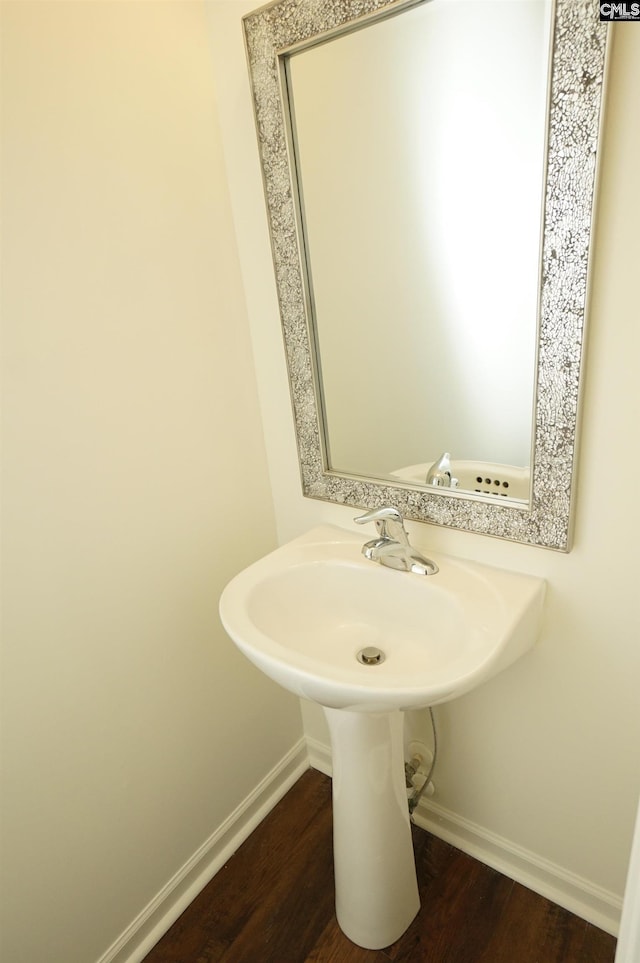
[219,524,545,948]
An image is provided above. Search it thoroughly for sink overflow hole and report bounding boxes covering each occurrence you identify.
[357,646,385,666]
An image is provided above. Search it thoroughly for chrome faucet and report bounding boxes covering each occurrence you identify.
[354,507,438,576]
[425,451,458,488]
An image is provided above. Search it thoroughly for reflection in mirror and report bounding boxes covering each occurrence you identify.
[286,0,552,489]
[244,0,609,550]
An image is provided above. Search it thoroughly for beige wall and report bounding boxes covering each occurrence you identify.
[0,3,302,962]
[209,0,640,924]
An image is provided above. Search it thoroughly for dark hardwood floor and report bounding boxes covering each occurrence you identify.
[143,769,617,963]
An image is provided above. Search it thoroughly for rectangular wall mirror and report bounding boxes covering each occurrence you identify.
[244,0,609,551]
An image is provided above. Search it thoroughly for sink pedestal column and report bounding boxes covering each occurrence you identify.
[323,707,420,949]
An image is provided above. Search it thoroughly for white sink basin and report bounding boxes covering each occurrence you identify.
[220,523,545,949]
[220,524,545,712]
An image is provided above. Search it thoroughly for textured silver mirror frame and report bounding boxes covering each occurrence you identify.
[244,0,609,551]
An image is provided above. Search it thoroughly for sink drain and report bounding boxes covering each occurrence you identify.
[357,646,385,665]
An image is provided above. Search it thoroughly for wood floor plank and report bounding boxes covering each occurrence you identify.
[143,770,334,963]
[304,917,390,963]
[476,881,615,963]
[142,769,617,963]
[390,845,512,962]
[578,922,620,963]
[536,899,589,961]
[217,802,335,962]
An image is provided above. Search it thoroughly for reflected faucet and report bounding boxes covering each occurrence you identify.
[425,451,458,488]
[354,507,438,576]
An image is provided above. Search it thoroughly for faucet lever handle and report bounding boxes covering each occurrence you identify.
[354,506,403,525]
[354,506,407,541]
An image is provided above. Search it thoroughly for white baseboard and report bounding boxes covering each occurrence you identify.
[414,799,622,936]
[97,738,309,963]
[306,734,332,776]
[306,737,622,937]
[615,795,640,962]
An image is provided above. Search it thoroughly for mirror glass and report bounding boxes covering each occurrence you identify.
[243,0,608,550]
[286,0,552,491]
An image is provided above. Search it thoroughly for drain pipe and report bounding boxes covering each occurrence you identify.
[354,644,438,815]
[405,708,438,816]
